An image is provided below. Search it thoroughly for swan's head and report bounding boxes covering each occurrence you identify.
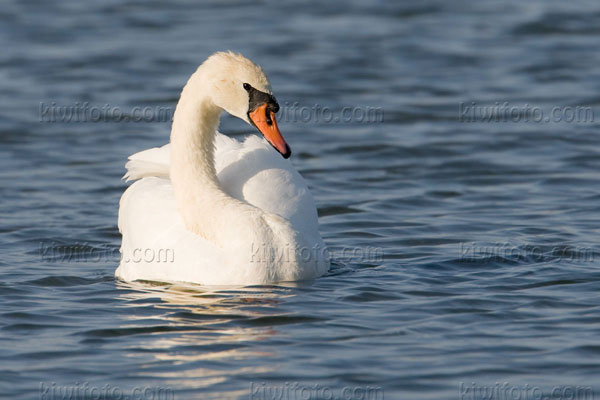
[200,51,290,158]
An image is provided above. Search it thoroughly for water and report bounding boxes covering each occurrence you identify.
[2,0,600,399]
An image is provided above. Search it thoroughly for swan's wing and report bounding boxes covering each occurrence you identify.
[123,144,171,181]
[122,133,243,182]
[121,134,237,181]
[121,133,320,238]
[215,134,321,239]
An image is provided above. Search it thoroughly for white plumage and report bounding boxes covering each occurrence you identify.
[116,52,329,285]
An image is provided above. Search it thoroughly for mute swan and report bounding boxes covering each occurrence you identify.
[115,52,329,285]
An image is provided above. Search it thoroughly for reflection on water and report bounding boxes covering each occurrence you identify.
[115,281,305,394]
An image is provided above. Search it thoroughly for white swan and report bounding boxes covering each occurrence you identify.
[115,52,329,285]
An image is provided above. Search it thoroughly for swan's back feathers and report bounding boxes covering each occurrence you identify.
[123,145,170,182]
[123,133,242,182]
[121,133,321,236]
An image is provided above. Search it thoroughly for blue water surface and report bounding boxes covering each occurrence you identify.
[1,0,600,399]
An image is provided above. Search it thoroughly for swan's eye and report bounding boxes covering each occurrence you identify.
[243,83,251,91]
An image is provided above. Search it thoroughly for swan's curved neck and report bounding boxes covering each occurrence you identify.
[169,70,249,241]
[171,73,220,183]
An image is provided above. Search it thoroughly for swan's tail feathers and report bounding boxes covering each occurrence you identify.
[123,144,171,182]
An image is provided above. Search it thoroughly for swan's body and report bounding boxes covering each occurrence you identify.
[115,52,329,285]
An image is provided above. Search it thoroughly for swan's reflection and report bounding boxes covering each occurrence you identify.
[114,280,306,393]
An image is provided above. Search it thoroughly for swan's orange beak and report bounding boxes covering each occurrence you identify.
[249,103,291,159]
